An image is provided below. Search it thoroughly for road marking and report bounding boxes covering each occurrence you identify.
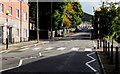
[70,47,79,51]
[20,48,29,51]
[86,52,97,72]
[0,52,42,72]
[0,50,9,54]
[57,47,66,50]
[32,47,42,51]
[39,52,42,56]
[45,47,54,50]
[0,66,19,72]
[18,59,23,67]
[84,48,92,51]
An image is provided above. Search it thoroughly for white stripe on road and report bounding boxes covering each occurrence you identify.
[20,48,29,51]
[0,66,20,72]
[18,59,23,67]
[57,47,66,50]
[45,47,54,50]
[0,52,42,72]
[39,52,42,56]
[32,47,42,51]
[70,47,79,51]
[86,52,97,72]
[84,48,92,51]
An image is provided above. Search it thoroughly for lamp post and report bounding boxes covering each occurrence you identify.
[96,8,102,40]
[5,10,9,49]
[37,0,39,42]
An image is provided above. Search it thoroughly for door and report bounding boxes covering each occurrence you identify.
[9,27,12,43]
[0,27,3,43]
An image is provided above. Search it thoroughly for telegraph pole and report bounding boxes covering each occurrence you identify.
[37,0,39,43]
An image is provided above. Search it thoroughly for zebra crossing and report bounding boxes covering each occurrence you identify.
[19,46,93,52]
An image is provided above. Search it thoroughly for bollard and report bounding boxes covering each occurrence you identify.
[107,42,110,59]
[6,38,8,49]
[110,44,113,64]
[115,47,119,70]
[97,39,99,49]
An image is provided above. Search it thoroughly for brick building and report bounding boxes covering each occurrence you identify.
[0,0,29,44]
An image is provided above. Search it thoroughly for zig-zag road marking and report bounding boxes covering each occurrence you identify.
[18,52,42,67]
[86,52,97,72]
[0,52,42,72]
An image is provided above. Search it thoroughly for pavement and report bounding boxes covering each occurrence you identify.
[97,46,120,74]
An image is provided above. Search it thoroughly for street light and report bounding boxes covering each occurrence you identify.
[5,10,9,49]
[96,8,102,39]
[37,0,39,42]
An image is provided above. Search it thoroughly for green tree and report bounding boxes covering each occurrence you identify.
[93,2,120,42]
[52,10,61,30]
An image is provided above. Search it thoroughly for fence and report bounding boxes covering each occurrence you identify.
[97,39,120,70]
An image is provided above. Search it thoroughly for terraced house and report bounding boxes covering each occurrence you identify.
[0,0,29,44]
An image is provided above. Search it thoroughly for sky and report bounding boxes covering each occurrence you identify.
[78,0,120,15]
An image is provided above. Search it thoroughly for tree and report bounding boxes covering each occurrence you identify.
[93,1,120,42]
[29,2,83,30]
[52,10,61,30]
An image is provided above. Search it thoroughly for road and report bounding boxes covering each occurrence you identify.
[1,30,103,74]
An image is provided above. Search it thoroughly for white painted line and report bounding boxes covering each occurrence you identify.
[0,52,42,72]
[21,46,28,48]
[0,66,19,72]
[32,47,42,51]
[57,47,66,50]
[18,59,23,67]
[45,47,54,50]
[20,48,29,51]
[86,52,97,72]
[70,47,79,51]
[84,48,92,51]
[0,50,8,53]
[39,52,42,56]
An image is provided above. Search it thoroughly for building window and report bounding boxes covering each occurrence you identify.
[23,12,27,21]
[16,9,19,18]
[16,29,19,37]
[8,6,12,15]
[0,3,4,13]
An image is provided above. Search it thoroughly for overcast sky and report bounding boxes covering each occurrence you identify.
[78,0,120,15]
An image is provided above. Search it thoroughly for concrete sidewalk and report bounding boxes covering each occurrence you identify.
[0,40,50,53]
[97,47,120,74]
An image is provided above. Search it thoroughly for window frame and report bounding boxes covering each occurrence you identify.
[16,9,19,18]
[0,3,4,13]
[23,12,27,21]
[8,6,12,15]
